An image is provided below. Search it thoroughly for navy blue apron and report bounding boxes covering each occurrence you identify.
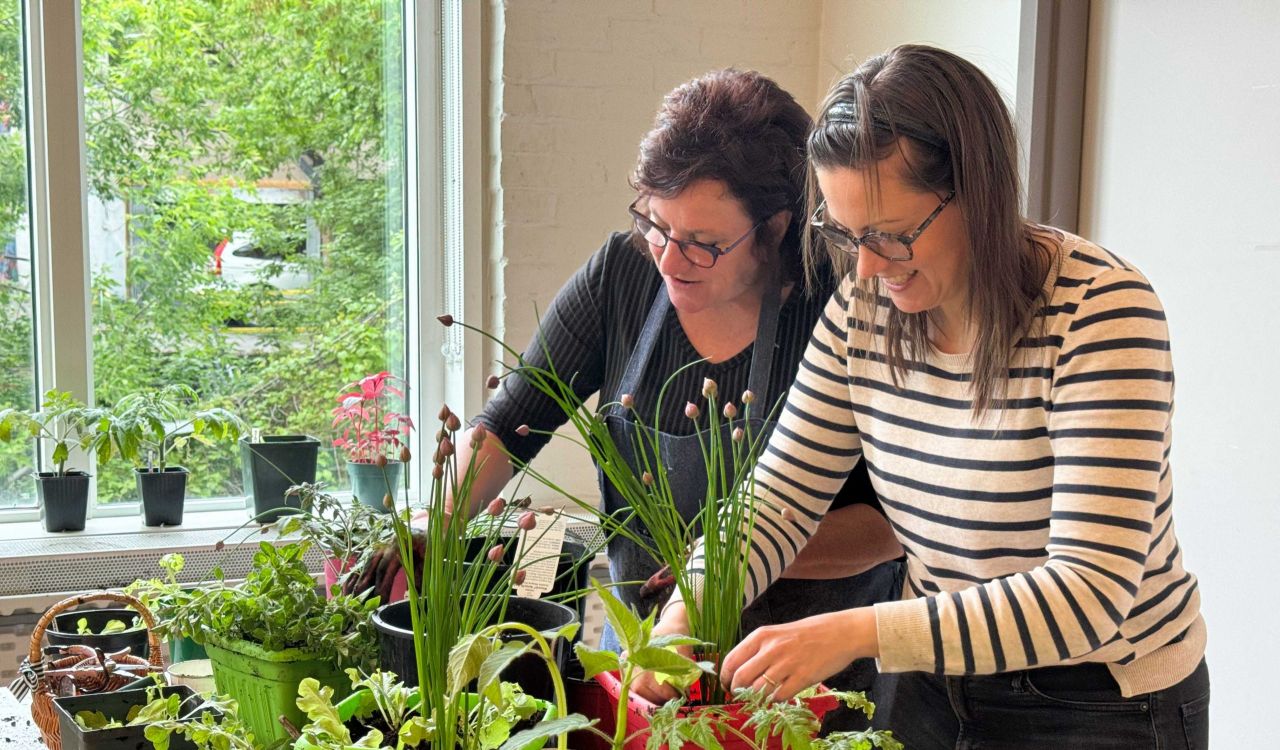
[599,279,780,618]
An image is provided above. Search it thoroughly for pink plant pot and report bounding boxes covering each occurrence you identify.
[323,555,406,601]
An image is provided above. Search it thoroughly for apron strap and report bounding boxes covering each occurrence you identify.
[613,284,673,410]
[746,276,781,402]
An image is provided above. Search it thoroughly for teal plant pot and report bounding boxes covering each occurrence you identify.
[346,460,401,513]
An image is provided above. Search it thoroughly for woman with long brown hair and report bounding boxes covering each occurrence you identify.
[645,45,1209,748]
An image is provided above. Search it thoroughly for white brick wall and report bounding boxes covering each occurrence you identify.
[486,1,1019,504]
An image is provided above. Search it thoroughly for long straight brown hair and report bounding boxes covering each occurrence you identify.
[804,44,1055,416]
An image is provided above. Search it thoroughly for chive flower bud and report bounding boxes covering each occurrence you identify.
[438,404,452,421]
[486,374,500,389]
[375,454,388,468]
[432,464,444,480]
[487,544,505,563]
[723,402,738,419]
[515,424,531,437]
[642,471,654,486]
[702,378,718,399]
[620,393,635,410]
[685,402,700,419]
[383,493,395,510]
[399,445,412,463]
[741,390,756,405]
[437,314,454,327]
[487,498,505,516]
[440,437,455,457]
[517,511,538,531]
[732,427,745,443]
[514,569,527,585]
[446,414,462,432]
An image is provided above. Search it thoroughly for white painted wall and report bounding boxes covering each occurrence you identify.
[815,0,1021,109]
[1079,2,1280,744]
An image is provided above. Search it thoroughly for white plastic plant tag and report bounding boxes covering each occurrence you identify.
[514,510,567,599]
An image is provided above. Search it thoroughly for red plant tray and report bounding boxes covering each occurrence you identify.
[594,670,839,750]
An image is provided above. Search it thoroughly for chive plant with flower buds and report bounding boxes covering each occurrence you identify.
[452,316,778,705]
[385,405,583,749]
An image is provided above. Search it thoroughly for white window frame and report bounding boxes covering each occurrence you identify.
[1,0,483,531]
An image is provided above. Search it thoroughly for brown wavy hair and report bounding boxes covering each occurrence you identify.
[804,44,1055,415]
[631,69,815,286]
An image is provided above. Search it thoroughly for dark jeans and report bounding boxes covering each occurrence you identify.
[871,658,1210,749]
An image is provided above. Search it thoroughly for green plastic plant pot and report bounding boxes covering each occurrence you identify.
[345,459,401,513]
[292,687,557,750]
[204,634,347,746]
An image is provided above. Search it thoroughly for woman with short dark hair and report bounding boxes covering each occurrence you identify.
[646,46,1209,748]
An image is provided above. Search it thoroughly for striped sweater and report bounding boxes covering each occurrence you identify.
[685,231,1205,696]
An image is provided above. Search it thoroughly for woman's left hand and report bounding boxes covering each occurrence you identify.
[720,607,879,702]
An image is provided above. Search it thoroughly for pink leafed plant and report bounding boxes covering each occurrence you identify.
[331,371,414,463]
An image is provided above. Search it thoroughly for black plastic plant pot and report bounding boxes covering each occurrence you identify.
[48,607,150,659]
[35,471,90,532]
[53,684,219,750]
[372,596,578,701]
[135,467,188,527]
[239,435,319,522]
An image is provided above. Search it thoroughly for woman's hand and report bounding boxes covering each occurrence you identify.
[630,601,693,704]
[720,607,878,702]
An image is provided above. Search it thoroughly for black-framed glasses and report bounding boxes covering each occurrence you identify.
[810,190,955,262]
[629,197,765,269]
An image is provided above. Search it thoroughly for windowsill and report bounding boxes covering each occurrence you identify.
[0,508,268,547]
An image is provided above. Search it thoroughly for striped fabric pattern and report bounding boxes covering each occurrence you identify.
[685,232,1204,695]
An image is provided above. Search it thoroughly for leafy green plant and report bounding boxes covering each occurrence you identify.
[380,406,588,750]
[151,540,379,670]
[572,580,713,750]
[577,581,901,750]
[0,389,111,476]
[106,384,245,472]
[451,317,774,703]
[295,620,595,750]
[126,552,192,642]
[279,481,396,591]
[71,678,255,750]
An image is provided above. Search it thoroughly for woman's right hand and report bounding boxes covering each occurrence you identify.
[629,601,693,704]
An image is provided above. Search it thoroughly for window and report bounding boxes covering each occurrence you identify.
[0,0,484,527]
[79,0,408,508]
[0,0,37,510]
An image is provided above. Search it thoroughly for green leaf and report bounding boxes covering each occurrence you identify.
[295,677,352,745]
[591,579,641,653]
[74,710,116,730]
[572,642,619,679]
[627,646,706,682]
[448,632,493,695]
[497,714,596,750]
[142,724,172,750]
[477,641,532,704]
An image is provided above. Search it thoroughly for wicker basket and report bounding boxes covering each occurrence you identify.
[18,592,163,750]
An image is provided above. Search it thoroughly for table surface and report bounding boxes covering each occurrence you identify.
[0,688,46,749]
